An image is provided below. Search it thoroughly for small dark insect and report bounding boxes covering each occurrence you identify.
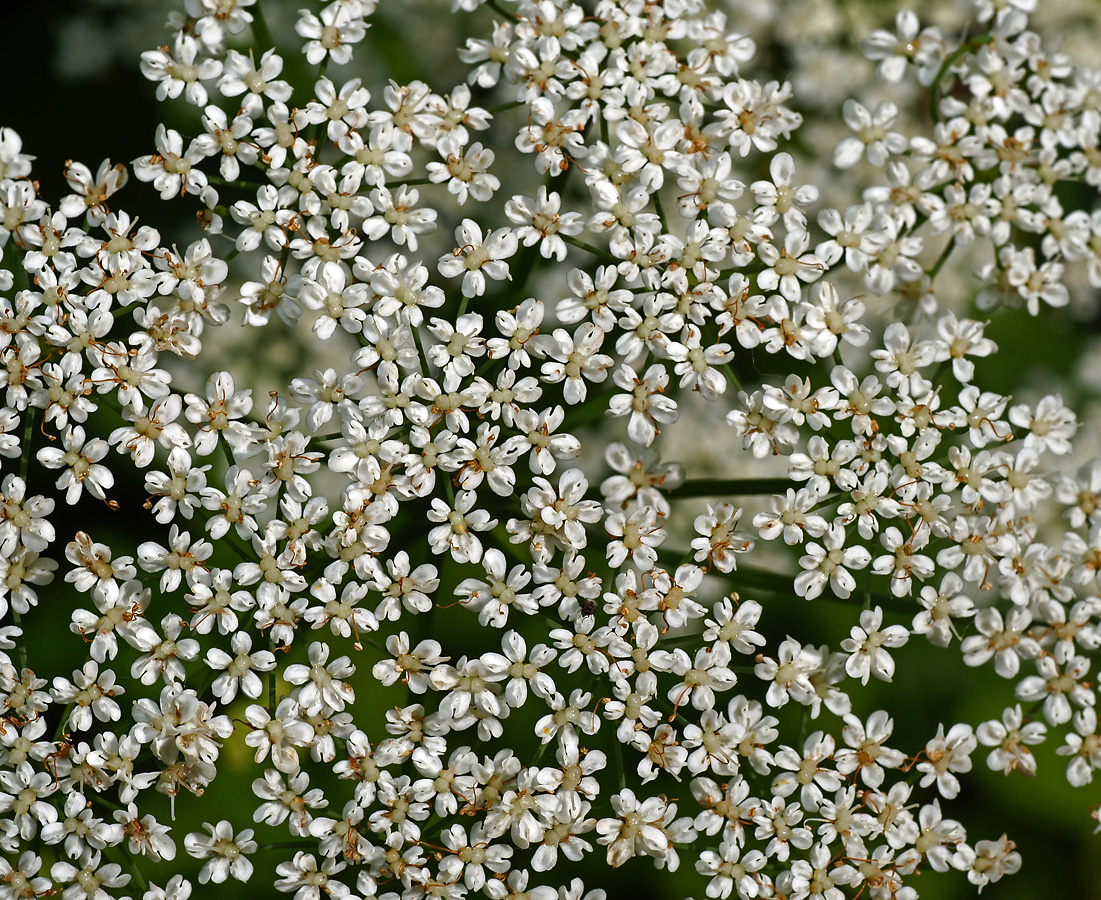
[579,599,597,618]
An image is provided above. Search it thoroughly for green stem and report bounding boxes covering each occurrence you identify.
[731,565,910,611]
[410,323,431,378]
[191,666,219,704]
[111,303,139,319]
[809,491,845,514]
[219,433,238,474]
[928,33,993,122]
[561,387,617,430]
[268,645,278,716]
[205,174,268,190]
[928,236,956,283]
[667,477,800,498]
[531,735,554,766]
[490,524,528,566]
[260,840,318,851]
[562,234,619,263]
[18,406,38,485]
[251,2,275,52]
[305,60,330,149]
[53,702,76,741]
[88,791,126,812]
[119,846,148,893]
[714,262,765,281]
[486,0,515,20]
[612,734,627,792]
[4,244,30,293]
[488,99,525,115]
[721,363,742,392]
[10,609,27,673]
[652,189,668,233]
[203,504,256,563]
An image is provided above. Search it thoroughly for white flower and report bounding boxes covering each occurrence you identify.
[595,789,688,869]
[965,835,1021,891]
[917,723,977,799]
[695,838,766,899]
[144,447,209,524]
[505,187,584,261]
[1015,654,1093,726]
[795,524,871,600]
[274,851,352,900]
[1008,394,1077,455]
[0,475,55,555]
[230,185,295,253]
[753,488,827,545]
[518,468,602,555]
[51,854,131,900]
[756,229,824,303]
[366,252,445,327]
[692,503,754,572]
[454,548,536,628]
[114,804,176,862]
[977,704,1047,776]
[912,573,975,647]
[752,151,819,231]
[50,661,124,731]
[428,138,499,205]
[141,36,222,106]
[437,218,518,297]
[426,490,497,564]
[438,823,512,890]
[204,631,276,703]
[36,425,114,505]
[183,820,257,883]
[861,10,945,84]
[832,100,908,169]
[427,313,487,379]
[540,323,614,405]
[755,638,822,709]
[515,97,588,173]
[362,185,437,252]
[191,105,258,181]
[296,6,367,66]
[142,874,193,900]
[243,699,313,774]
[607,363,678,447]
[840,607,910,683]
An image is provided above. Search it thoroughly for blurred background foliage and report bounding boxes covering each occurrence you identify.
[4,0,1101,898]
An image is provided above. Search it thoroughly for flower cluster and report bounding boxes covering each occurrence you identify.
[1,0,1101,898]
